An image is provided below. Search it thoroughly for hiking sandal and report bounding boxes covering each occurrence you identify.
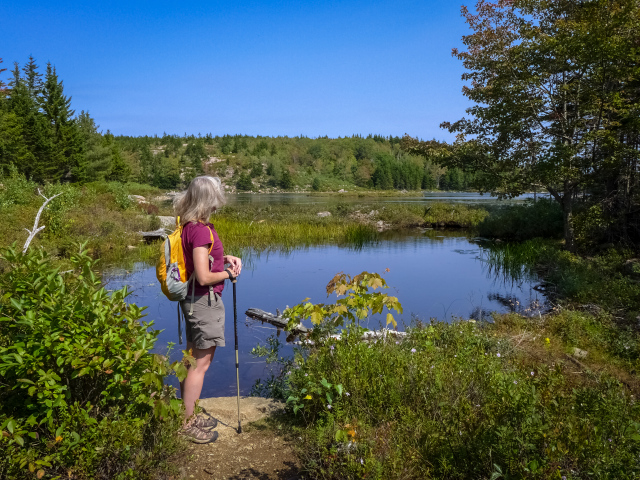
[180,424,218,444]
[193,412,218,430]
[198,407,220,429]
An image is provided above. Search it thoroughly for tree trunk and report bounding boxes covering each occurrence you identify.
[563,183,575,253]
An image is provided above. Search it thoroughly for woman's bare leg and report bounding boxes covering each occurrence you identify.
[179,341,195,399]
[182,345,216,420]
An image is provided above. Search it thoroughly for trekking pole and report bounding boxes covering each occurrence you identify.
[232,277,242,434]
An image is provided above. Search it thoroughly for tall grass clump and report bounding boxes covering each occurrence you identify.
[254,272,640,479]
[0,244,188,479]
[421,202,489,228]
[477,199,563,240]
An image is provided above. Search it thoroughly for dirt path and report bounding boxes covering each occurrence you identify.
[174,397,303,480]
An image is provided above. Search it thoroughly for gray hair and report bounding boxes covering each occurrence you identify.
[173,176,225,225]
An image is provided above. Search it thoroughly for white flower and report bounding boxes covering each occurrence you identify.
[496,353,501,357]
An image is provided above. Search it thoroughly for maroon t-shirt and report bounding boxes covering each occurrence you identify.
[181,221,225,296]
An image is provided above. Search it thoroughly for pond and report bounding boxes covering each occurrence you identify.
[227,191,550,206]
[104,230,546,397]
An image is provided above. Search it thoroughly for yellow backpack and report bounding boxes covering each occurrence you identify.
[156,217,213,342]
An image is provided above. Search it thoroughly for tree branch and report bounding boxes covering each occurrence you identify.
[23,189,63,254]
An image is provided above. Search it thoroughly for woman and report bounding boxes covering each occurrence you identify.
[173,175,242,443]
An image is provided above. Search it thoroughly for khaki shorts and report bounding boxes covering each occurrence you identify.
[180,293,225,349]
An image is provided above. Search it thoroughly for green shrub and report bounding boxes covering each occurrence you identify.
[108,182,134,210]
[0,165,37,208]
[477,199,563,240]
[0,244,187,479]
[270,272,640,479]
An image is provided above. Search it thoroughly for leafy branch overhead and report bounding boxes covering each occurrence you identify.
[285,271,403,334]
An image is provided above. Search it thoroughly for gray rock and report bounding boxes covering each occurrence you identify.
[572,347,588,359]
[317,211,332,218]
[128,194,146,203]
[157,216,176,228]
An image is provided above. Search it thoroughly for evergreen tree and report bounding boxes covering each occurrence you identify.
[78,111,112,181]
[236,172,254,191]
[107,146,130,182]
[5,62,50,181]
[22,56,43,98]
[280,170,294,190]
[42,63,84,181]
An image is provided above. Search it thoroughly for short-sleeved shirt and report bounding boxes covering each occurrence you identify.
[181,221,225,296]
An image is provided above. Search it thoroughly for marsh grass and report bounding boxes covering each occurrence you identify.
[485,239,640,319]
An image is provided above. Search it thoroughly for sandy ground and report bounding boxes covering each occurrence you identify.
[174,396,303,480]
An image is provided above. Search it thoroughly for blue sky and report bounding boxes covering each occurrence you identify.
[2,1,472,139]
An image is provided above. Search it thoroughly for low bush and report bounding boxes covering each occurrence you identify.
[0,244,188,479]
[477,198,563,240]
[252,272,640,479]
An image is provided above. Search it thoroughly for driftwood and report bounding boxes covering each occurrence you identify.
[245,308,309,342]
[138,228,170,242]
[23,189,63,253]
[245,308,406,344]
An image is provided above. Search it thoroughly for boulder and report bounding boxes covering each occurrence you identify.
[317,211,332,218]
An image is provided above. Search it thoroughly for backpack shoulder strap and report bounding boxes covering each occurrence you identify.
[206,225,214,254]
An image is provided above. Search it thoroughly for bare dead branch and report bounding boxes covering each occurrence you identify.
[22,189,63,254]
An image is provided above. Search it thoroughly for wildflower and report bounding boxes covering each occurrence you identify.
[360,458,364,465]
[545,337,551,345]
[531,371,534,376]
[513,380,518,385]
[304,395,312,400]
[345,392,350,396]
[411,348,416,353]
[395,341,399,345]
[55,436,63,443]
[330,345,334,350]
[496,353,501,357]
[327,404,332,409]
[305,373,308,377]
[454,355,457,358]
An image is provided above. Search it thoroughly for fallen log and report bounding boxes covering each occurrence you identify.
[139,228,170,242]
[245,308,309,341]
[245,308,406,344]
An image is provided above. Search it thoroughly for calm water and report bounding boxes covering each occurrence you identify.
[104,230,545,397]
[227,191,550,206]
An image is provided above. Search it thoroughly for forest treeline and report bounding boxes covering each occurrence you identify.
[0,57,471,192]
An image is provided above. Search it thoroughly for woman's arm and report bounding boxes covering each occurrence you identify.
[193,246,232,285]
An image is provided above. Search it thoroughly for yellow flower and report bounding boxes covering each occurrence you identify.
[55,436,63,442]
[545,338,551,345]
[304,395,312,400]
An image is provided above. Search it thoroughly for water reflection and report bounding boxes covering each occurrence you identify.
[104,231,546,397]
[227,192,551,206]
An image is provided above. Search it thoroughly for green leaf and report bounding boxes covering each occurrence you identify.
[386,313,397,328]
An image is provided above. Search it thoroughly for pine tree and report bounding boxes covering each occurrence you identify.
[42,63,84,181]
[5,61,50,181]
[22,56,43,98]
